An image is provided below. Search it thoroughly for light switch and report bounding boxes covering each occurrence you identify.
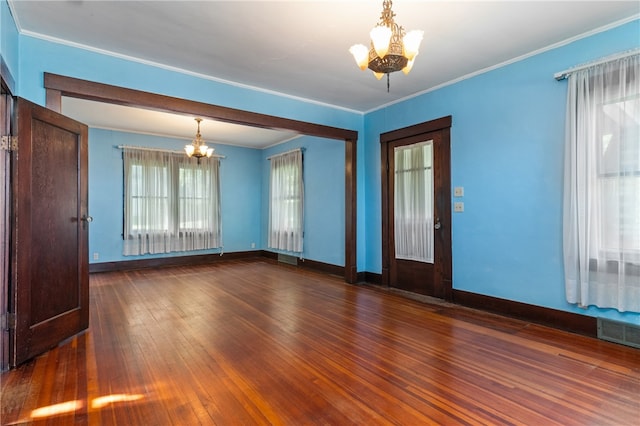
[454,186,464,197]
[454,202,464,212]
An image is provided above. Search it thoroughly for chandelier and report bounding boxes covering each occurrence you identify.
[349,0,423,91]
[184,118,214,159]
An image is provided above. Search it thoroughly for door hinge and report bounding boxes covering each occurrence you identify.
[1,136,18,151]
[1,313,16,330]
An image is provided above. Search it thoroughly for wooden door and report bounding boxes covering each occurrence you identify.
[10,97,89,366]
[381,116,452,299]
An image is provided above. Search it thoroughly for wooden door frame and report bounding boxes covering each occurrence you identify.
[380,115,453,299]
[43,73,359,284]
[0,57,14,371]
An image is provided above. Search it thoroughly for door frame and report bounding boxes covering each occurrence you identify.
[43,73,359,284]
[0,60,14,372]
[380,115,453,299]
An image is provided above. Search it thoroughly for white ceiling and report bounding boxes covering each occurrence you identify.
[9,0,640,147]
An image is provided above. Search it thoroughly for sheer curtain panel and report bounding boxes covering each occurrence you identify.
[394,141,434,263]
[268,150,304,253]
[123,148,221,255]
[563,53,640,312]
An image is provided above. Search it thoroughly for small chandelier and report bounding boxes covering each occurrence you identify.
[349,0,423,91]
[184,118,214,159]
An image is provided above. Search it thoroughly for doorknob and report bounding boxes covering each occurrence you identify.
[81,215,93,230]
[434,218,441,230]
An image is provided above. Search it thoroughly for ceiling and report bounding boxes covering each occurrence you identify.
[9,1,640,148]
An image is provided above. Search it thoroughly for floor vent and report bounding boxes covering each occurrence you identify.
[597,318,640,349]
[277,254,298,266]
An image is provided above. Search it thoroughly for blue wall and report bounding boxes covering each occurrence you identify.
[87,129,345,267]
[261,136,345,266]
[363,19,640,324]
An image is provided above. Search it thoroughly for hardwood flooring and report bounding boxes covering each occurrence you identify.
[2,259,639,425]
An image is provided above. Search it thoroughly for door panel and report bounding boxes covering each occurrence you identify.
[11,97,89,366]
[381,117,452,299]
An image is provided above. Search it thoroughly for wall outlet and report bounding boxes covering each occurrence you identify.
[93,252,99,260]
[251,242,256,249]
[454,186,464,197]
[454,202,464,212]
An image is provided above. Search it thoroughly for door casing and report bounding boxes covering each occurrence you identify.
[380,116,452,299]
[0,73,12,371]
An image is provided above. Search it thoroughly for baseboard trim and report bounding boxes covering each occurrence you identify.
[260,250,278,261]
[356,273,596,337]
[89,250,344,277]
[260,250,344,277]
[452,289,597,337]
[360,271,382,285]
[297,258,344,277]
[89,251,261,273]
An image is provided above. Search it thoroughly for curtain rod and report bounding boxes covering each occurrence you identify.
[266,147,305,160]
[117,145,225,158]
[554,48,640,80]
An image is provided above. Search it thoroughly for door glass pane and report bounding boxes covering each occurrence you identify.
[394,141,434,263]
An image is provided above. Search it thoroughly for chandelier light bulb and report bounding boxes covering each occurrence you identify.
[349,44,369,70]
[403,30,424,61]
[370,25,392,59]
[402,57,416,75]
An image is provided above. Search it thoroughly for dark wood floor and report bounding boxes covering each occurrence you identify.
[2,259,639,425]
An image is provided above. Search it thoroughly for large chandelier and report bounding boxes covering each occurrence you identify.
[349,0,423,90]
[184,118,214,159]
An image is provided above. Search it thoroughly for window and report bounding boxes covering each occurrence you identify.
[394,141,434,263]
[268,149,304,253]
[598,97,640,257]
[563,54,640,312]
[123,149,221,255]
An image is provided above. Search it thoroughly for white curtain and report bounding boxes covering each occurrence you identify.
[268,149,304,253]
[563,54,640,312]
[394,141,434,263]
[123,149,221,255]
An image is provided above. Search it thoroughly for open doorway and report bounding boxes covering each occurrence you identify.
[44,73,359,283]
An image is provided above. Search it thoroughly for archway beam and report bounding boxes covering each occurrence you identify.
[44,73,358,283]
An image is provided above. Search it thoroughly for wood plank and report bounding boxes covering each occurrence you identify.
[2,260,639,425]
